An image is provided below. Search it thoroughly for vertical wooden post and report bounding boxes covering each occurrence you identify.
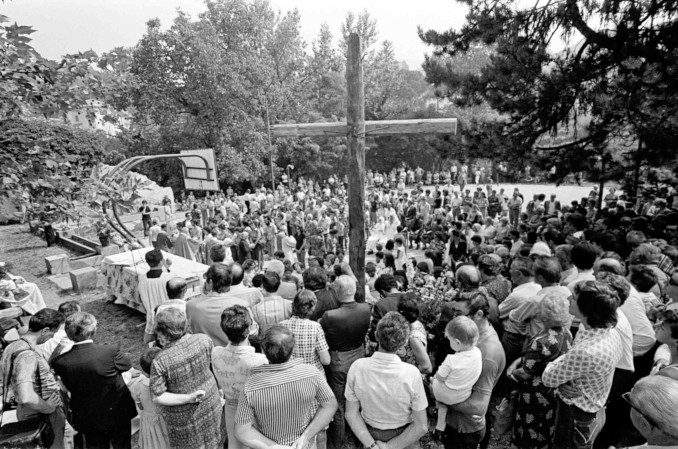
[346,33,366,288]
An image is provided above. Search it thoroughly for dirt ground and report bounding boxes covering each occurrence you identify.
[0,223,147,368]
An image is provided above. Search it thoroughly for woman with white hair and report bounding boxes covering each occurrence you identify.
[506,292,572,449]
[624,375,678,448]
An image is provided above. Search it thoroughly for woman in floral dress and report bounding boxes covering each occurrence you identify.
[150,308,225,449]
[506,293,572,449]
[396,292,432,374]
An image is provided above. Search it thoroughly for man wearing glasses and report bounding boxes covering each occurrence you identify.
[622,375,678,448]
[542,281,622,449]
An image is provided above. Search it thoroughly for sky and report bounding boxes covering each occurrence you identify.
[1,0,468,70]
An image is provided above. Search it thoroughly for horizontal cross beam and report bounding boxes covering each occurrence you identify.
[270,118,457,138]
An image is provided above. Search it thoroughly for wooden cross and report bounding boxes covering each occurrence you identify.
[271,33,457,286]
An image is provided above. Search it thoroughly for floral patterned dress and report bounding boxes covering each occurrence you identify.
[150,334,225,449]
[397,320,428,368]
[511,327,572,449]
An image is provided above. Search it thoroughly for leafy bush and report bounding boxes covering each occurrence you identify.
[0,117,106,220]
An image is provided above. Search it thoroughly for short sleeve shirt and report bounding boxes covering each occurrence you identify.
[235,360,334,448]
[345,352,428,430]
[445,326,505,433]
[280,317,329,374]
[3,340,61,420]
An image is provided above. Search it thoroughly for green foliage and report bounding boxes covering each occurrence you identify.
[420,0,678,189]
[0,117,106,220]
[0,15,133,124]
[129,0,308,186]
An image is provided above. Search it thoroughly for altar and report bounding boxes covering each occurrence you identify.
[101,248,208,313]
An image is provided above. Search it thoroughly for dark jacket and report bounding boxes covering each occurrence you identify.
[52,342,137,434]
[368,292,403,342]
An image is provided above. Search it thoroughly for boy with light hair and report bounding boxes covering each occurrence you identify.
[431,316,482,433]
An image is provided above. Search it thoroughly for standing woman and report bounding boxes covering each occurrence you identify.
[150,308,225,449]
[162,197,174,227]
[251,219,266,268]
[212,306,268,449]
[280,290,330,374]
[507,293,572,449]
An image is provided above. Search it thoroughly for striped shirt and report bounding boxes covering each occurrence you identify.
[251,295,292,335]
[279,316,329,374]
[235,359,334,448]
[542,326,622,412]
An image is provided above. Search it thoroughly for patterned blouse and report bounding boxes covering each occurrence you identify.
[542,327,622,412]
[280,316,330,374]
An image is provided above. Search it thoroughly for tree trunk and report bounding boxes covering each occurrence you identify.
[597,160,605,212]
[346,33,366,288]
[633,139,642,208]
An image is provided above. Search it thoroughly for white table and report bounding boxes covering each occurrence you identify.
[101,248,208,313]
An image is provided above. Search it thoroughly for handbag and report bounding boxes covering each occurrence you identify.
[0,345,55,448]
[492,390,517,436]
[0,417,53,448]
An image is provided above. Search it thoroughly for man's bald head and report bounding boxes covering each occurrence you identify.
[261,325,295,364]
[456,265,480,290]
[166,277,187,299]
[231,263,244,286]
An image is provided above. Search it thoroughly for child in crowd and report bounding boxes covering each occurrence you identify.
[128,347,170,449]
[432,316,483,433]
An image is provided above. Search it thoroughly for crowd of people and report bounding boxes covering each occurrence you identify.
[3,173,678,449]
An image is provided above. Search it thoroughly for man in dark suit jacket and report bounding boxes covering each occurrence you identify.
[448,229,468,265]
[544,194,562,216]
[368,274,403,343]
[52,312,137,449]
[319,275,371,449]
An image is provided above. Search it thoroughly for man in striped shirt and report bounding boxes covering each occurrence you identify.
[235,325,337,449]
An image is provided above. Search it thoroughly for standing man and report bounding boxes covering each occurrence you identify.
[52,312,137,449]
[138,200,152,237]
[235,325,338,449]
[1,309,73,449]
[138,249,173,344]
[320,276,371,449]
[345,312,428,449]
[439,290,505,449]
[507,191,523,229]
[148,219,161,248]
[187,263,258,347]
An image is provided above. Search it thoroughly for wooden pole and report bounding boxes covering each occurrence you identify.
[264,96,276,191]
[346,33,366,288]
[270,118,458,138]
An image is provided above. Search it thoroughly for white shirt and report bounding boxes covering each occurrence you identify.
[437,346,482,391]
[228,283,264,308]
[37,329,74,360]
[612,309,635,371]
[149,224,161,243]
[567,269,596,293]
[499,282,542,321]
[622,287,657,356]
[345,352,428,430]
[138,270,173,335]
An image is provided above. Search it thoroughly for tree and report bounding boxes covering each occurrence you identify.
[339,10,378,58]
[0,117,106,221]
[420,0,678,197]
[128,0,308,188]
[306,23,345,119]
